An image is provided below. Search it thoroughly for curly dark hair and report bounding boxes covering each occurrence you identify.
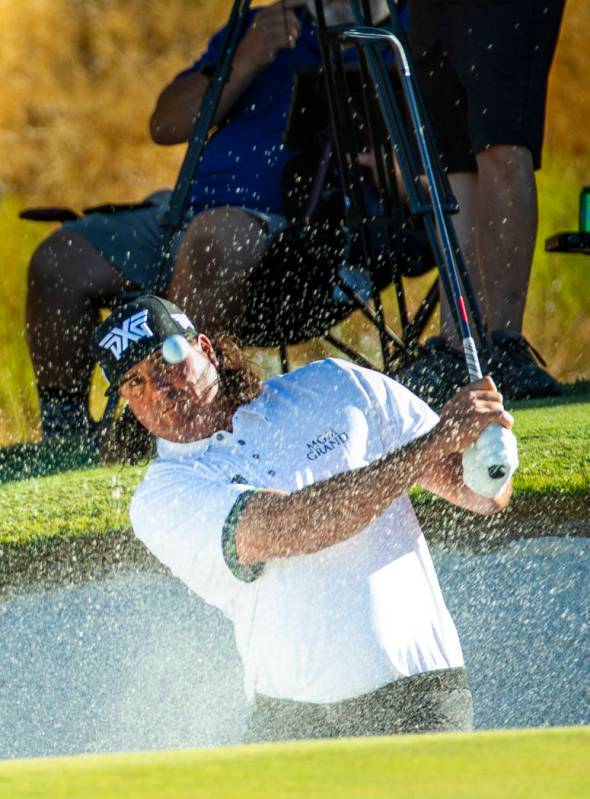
[100,335,263,465]
[212,334,263,409]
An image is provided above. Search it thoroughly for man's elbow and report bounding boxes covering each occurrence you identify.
[235,492,320,563]
[149,87,183,145]
[149,111,164,144]
[234,491,287,564]
[149,108,176,145]
[235,521,292,564]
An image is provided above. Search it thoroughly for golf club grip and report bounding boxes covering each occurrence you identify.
[463,336,483,381]
[488,464,507,479]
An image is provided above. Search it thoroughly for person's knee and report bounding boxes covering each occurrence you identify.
[177,211,227,286]
[28,228,124,302]
[28,229,77,298]
[176,207,266,287]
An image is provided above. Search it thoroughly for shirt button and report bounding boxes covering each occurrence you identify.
[238,439,246,446]
[268,469,276,477]
[216,433,224,441]
[252,453,260,460]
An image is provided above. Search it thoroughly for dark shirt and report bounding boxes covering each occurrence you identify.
[181,9,339,214]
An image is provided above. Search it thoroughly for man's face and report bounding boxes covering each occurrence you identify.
[119,335,221,443]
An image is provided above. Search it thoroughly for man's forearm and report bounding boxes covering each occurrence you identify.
[150,54,264,145]
[236,429,442,564]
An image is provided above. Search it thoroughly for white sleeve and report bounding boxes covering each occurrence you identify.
[338,361,440,453]
[130,460,263,610]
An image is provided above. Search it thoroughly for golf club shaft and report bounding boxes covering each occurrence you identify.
[396,53,483,381]
[343,26,513,484]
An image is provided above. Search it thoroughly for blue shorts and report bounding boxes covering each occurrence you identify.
[63,190,288,291]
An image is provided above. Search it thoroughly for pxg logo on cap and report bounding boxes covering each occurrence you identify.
[92,295,198,396]
[98,309,154,361]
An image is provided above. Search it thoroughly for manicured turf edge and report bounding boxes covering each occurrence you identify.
[1,390,588,592]
[0,727,587,799]
[1,486,588,594]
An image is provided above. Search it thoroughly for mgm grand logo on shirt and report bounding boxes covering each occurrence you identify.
[306,428,349,461]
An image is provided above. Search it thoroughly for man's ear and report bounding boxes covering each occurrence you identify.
[197,334,219,367]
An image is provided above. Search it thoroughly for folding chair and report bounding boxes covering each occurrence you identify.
[20,0,485,381]
[136,0,486,376]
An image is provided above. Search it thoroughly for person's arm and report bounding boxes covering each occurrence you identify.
[236,377,513,564]
[150,0,305,144]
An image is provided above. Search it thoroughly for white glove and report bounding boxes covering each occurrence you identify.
[462,424,519,498]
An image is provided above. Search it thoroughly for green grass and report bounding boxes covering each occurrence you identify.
[507,382,590,494]
[0,389,588,548]
[0,727,587,799]
[0,464,145,543]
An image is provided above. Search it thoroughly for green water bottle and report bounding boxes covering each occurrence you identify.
[580,186,590,232]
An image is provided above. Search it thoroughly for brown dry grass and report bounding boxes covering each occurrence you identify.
[544,0,590,164]
[0,0,230,206]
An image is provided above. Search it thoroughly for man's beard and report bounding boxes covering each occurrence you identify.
[306,0,392,26]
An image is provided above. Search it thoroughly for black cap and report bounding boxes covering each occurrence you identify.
[91,295,198,395]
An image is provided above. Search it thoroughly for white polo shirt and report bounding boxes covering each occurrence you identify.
[130,358,464,703]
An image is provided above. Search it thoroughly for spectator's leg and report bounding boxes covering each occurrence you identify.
[166,207,270,334]
[441,172,482,348]
[443,146,537,343]
[471,144,558,397]
[475,144,537,335]
[404,0,562,401]
[442,145,558,398]
[26,228,128,434]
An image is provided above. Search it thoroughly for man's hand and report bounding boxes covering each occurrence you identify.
[417,376,515,513]
[151,1,306,144]
[433,376,513,457]
[236,1,307,71]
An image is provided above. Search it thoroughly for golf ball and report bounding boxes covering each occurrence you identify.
[162,334,191,364]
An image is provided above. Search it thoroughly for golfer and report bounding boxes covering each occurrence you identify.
[92,295,514,741]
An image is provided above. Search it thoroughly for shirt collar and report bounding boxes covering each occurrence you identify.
[156,436,210,460]
[156,386,271,459]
